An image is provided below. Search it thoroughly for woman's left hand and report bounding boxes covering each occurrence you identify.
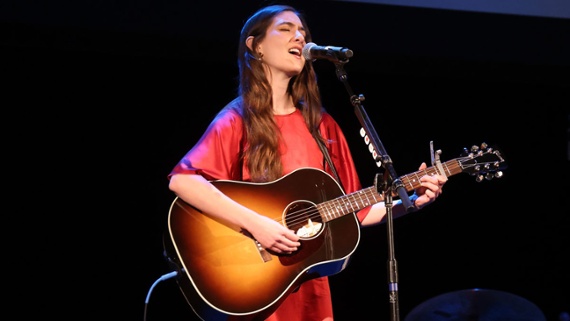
[412,162,448,210]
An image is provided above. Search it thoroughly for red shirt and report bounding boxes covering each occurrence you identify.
[170,106,371,320]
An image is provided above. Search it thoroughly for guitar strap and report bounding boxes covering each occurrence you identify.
[313,132,345,192]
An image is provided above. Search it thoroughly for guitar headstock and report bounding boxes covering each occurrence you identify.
[459,143,506,182]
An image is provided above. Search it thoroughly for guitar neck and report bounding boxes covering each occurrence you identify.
[318,158,462,223]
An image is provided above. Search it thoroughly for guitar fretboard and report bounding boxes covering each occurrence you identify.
[317,158,463,222]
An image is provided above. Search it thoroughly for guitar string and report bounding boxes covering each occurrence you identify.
[268,150,501,227]
[269,159,469,229]
[266,152,504,229]
[270,187,381,228]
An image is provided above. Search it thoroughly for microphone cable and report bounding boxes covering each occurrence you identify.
[143,271,178,321]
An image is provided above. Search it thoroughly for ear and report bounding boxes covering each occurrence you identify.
[246,36,255,52]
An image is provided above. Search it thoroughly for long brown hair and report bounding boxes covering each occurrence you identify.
[232,4,325,182]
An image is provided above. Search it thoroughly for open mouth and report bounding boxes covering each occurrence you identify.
[288,48,301,56]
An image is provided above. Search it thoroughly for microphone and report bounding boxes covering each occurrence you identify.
[302,42,353,62]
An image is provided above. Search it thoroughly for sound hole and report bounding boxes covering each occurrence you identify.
[284,200,323,239]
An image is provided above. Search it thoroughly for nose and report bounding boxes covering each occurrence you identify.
[294,30,305,42]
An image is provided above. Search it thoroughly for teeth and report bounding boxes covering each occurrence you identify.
[289,48,300,55]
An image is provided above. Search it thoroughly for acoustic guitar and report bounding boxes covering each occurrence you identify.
[164,143,505,321]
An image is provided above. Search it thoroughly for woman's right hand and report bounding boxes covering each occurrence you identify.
[247,215,301,254]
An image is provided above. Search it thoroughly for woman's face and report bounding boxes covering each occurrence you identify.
[257,11,307,78]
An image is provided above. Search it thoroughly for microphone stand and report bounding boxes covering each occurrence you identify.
[331,59,416,321]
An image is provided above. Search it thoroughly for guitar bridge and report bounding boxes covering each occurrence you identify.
[241,229,272,262]
[255,240,273,262]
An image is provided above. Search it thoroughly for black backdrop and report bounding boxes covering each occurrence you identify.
[3,1,568,320]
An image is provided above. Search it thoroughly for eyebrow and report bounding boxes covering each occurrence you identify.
[276,21,305,32]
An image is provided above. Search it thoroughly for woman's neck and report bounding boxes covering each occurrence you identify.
[271,84,296,115]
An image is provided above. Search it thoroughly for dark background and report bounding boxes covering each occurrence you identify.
[3,0,568,320]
